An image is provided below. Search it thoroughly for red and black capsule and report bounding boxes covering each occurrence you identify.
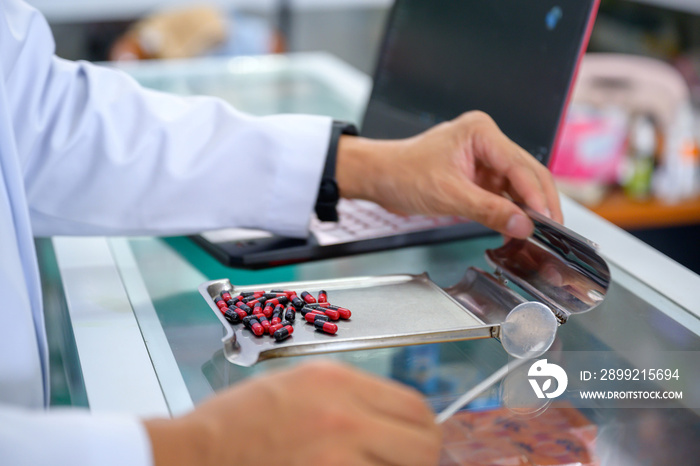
[257,315,271,334]
[251,321,265,336]
[220,291,233,302]
[269,320,290,334]
[307,305,340,321]
[333,308,351,320]
[273,325,294,342]
[252,301,263,315]
[301,291,316,304]
[323,308,340,321]
[222,308,241,324]
[315,303,351,320]
[233,299,245,308]
[241,292,263,302]
[305,312,329,324]
[242,315,264,336]
[242,315,258,329]
[290,295,305,310]
[314,320,338,335]
[228,306,248,320]
[271,305,284,325]
[242,294,262,304]
[312,302,332,309]
[304,306,339,319]
[236,302,252,315]
[317,290,328,303]
[267,296,289,307]
[214,297,227,308]
[277,290,298,299]
[284,306,296,322]
[247,296,269,308]
[268,322,283,334]
[263,302,274,318]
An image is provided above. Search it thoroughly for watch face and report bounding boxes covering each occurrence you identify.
[335,122,359,136]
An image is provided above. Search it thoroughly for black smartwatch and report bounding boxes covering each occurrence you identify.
[315,121,359,222]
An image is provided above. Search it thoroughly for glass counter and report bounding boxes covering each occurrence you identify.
[109,53,371,123]
[41,54,700,465]
[112,234,700,464]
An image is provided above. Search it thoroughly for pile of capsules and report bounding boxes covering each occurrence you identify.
[213,289,351,342]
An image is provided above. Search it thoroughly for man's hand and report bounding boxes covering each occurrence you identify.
[145,361,442,466]
[336,111,563,239]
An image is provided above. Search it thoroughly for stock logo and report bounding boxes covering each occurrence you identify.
[528,359,568,399]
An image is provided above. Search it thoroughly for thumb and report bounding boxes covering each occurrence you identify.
[459,184,534,239]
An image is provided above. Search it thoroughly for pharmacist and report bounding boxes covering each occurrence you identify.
[0,0,562,465]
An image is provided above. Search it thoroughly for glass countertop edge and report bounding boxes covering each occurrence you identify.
[108,237,195,416]
[561,196,700,321]
[606,262,700,337]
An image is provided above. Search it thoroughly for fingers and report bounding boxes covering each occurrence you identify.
[478,133,547,216]
[288,362,441,465]
[300,361,436,429]
[457,182,534,238]
[358,412,442,466]
[502,160,548,215]
[349,373,436,429]
[533,162,563,223]
[461,112,561,222]
[181,360,443,466]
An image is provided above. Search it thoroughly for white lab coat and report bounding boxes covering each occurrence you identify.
[0,0,331,463]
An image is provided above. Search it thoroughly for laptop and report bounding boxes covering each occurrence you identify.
[193,0,600,269]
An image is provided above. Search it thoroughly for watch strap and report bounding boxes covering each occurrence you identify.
[315,121,359,222]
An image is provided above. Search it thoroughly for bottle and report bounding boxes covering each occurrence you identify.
[623,115,656,201]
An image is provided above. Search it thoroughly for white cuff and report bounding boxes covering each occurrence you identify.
[249,114,333,238]
[0,405,153,466]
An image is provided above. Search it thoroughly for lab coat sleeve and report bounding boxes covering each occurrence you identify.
[2,0,332,238]
[0,405,152,466]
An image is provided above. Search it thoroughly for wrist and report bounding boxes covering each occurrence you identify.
[336,135,399,203]
[145,417,219,466]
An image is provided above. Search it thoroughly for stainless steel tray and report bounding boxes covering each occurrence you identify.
[200,273,497,367]
[200,209,611,367]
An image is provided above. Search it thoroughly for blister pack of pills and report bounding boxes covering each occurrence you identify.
[440,402,599,466]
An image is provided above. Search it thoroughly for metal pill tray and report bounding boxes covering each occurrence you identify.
[200,208,611,367]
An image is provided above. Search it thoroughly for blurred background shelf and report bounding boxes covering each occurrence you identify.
[585,189,700,275]
[591,190,700,229]
[26,0,700,24]
[26,0,393,23]
[632,0,700,15]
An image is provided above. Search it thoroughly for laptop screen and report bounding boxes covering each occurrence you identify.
[361,0,597,165]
